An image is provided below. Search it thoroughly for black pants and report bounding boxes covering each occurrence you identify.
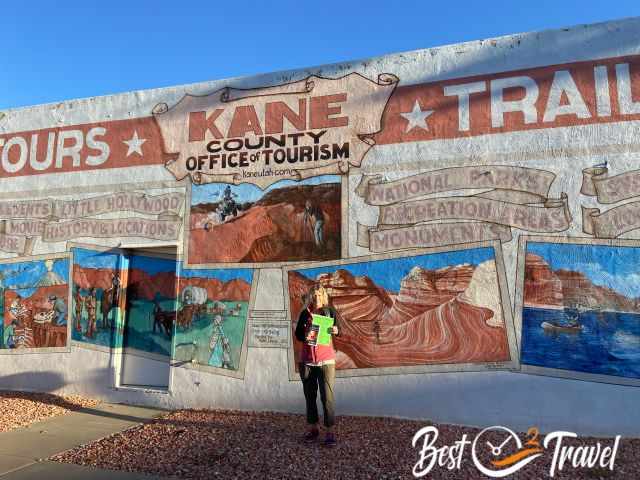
[300,363,336,427]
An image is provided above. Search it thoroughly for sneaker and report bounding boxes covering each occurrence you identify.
[323,432,337,447]
[303,428,320,443]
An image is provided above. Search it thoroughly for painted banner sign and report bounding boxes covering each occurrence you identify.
[0,234,34,255]
[153,73,398,188]
[5,218,180,243]
[356,166,571,252]
[581,166,640,238]
[376,54,640,145]
[0,192,183,220]
[581,166,640,204]
[0,191,183,253]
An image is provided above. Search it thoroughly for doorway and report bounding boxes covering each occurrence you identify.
[118,246,178,390]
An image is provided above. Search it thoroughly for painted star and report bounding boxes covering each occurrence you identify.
[400,101,434,133]
[123,131,147,157]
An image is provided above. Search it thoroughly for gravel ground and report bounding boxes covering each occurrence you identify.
[51,409,637,479]
[0,390,99,433]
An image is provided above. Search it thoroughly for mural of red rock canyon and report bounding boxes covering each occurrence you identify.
[187,176,341,265]
[285,243,517,376]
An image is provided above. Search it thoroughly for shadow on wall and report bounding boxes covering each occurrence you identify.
[0,366,114,397]
[0,371,67,393]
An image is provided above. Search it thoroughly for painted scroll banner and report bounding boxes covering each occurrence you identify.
[580,166,640,238]
[0,234,35,255]
[5,218,180,242]
[581,166,640,205]
[0,199,53,219]
[377,195,570,230]
[582,204,640,238]
[154,73,399,189]
[356,166,557,206]
[357,222,512,252]
[356,166,571,253]
[0,192,183,221]
[51,192,184,219]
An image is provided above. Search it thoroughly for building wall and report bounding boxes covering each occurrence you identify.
[1,17,640,436]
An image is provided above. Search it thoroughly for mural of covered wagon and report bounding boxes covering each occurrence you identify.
[177,286,207,329]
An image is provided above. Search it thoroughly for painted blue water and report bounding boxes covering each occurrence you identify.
[521,307,640,379]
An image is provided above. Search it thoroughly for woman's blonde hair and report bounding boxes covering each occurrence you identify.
[302,284,330,309]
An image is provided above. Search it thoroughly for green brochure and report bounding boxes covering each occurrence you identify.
[308,314,335,346]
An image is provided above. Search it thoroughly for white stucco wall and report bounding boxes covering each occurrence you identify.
[3,330,640,437]
[1,17,640,437]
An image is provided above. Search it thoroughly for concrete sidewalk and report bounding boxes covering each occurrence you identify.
[0,403,168,479]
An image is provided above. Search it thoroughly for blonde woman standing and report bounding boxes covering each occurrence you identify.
[294,285,341,447]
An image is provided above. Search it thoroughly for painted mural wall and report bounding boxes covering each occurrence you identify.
[3,17,640,430]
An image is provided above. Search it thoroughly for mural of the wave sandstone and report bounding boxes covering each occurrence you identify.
[289,260,511,369]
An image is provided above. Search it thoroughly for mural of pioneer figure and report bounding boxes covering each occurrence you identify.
[102,272,121,328]
[9,296,29,324]
[303,200,326,252]
[47,295,67,326]
[220,185,240,222]
[85,288,98,339]
[73,286,84,333]
[6,296,33,349]
[0,256,70,350]
[71,247,124,349]
[172,267,253,373]
[209,314,233,369]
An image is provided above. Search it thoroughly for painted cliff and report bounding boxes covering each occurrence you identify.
[289,259,510,370]
[189,182,341,264]
[523,253,640,312]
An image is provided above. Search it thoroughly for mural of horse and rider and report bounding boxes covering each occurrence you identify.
[71,247,126,349]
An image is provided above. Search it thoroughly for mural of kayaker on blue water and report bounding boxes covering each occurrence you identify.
[521,239,640,381]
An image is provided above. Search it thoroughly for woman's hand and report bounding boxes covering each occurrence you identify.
[330,326,339,335]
